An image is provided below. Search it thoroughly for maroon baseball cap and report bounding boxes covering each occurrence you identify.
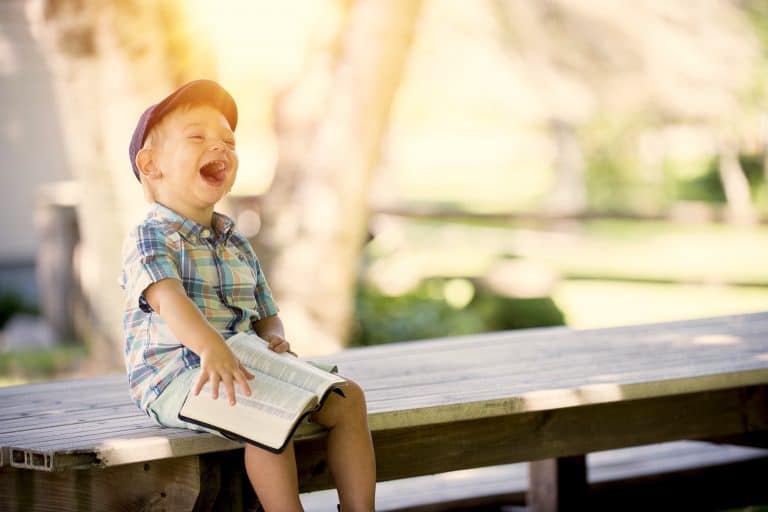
[129,79,238,181]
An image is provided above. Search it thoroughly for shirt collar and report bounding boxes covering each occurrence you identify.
[148,202,235,243]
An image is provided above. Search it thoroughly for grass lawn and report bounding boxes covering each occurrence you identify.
[554,280,767,329]
[0,344,87,387]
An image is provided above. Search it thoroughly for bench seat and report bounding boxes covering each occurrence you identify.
[2,312,768,511]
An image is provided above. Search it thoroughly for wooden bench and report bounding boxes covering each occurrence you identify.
[302,441,768,511]
[2,312,768,511]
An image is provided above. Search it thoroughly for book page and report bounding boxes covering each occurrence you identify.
[227,333,346,396]
[181,371,317,451]
[227,370,316,416]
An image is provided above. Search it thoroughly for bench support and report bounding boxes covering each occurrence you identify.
[528,455,587,511]
[0,453,248,512]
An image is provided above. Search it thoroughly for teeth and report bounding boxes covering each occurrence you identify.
[200,160,227,175]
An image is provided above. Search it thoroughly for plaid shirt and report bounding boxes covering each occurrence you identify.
[119,202,278,411]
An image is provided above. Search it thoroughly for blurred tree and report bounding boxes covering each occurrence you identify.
[256,0,423,354]
[743,1,768,208]
[719,138,758,223]
[31,0,216,368]
[491,0,763,221]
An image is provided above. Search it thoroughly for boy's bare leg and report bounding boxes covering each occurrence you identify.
[244,442,304,512]
[311,380,376,512]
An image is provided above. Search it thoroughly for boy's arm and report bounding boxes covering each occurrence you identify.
[252,314,295,356]
[144,278,253,405]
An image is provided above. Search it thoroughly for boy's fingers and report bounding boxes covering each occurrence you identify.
[235,371,251,397]
[193,373,208,396]
[210,374,220,399]
[240,363,254,380]
[235,366,252,390]
[223,376,236,406]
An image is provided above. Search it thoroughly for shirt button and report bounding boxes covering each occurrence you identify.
[200,229,211,239]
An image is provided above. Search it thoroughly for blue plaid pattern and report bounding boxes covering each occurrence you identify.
[119,202,278,410]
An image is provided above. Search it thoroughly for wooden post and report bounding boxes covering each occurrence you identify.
[528,455,587,512]
[35,182,80,343]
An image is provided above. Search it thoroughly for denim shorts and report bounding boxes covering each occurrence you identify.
[146,365,221,436]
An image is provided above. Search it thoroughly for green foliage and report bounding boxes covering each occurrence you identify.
[350,280,565,346]
[744,1,768,58]
[0,345,87,380]
[0,293,39,330]
[675,153,766,205]
[583,115,677,215]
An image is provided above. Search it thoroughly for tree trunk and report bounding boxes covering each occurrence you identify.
[544,118,588,217]
[31,0,215,369]
[257,0,423,355]
[761,113,768,184]
[718,140,757,225]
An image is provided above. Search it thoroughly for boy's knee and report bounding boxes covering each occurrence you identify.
[312,379,368,427]
[339,379,366,408]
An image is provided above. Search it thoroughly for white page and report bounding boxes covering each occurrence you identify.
[182,372,318,450]
[227,333,345,395]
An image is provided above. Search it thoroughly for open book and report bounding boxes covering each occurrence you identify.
[179,333,346,453]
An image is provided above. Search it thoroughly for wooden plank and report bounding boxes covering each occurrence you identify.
[294,385,768,492]
[4,420,325,471]
[1,313,764,414]
[320,313,768,367]
[327,313,768,369]
[0,456,205,512]
[301,441,768,511]
[3,372,764,463]
[14,352,753,445]
[528,456,587,511]
[0,408,149,434]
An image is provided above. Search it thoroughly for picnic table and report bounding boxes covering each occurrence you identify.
[2,312,767,511]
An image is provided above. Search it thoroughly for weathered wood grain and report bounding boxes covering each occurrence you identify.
[0,456,204,512]
[301,441,768,511]
[3,312,767,471]
[294,385,768,492]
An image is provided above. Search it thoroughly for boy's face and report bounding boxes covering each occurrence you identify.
[140,104,238,222]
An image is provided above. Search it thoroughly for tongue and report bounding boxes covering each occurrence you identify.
[200,161,227,184]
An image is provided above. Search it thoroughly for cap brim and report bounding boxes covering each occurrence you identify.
[150,79,238,134]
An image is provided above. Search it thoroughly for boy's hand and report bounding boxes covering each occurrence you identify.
[193,339,254,405]
[263,333,292,354]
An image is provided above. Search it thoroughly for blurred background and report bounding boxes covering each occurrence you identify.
[1,0,768,386]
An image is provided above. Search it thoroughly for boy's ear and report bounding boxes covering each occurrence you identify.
[135,148,159,180]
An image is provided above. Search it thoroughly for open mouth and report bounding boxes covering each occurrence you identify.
[199,160,228,186]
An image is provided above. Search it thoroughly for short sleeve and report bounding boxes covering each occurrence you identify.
[119,225,181,313]
[251,253,278,318]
